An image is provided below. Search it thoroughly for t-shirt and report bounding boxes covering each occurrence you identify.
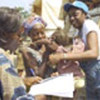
[78,19,100,60]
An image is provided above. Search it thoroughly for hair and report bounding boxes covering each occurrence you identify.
[52,27,72,46]
[0,7,22,34]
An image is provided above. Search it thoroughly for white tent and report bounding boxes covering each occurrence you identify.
[33,0,69,37]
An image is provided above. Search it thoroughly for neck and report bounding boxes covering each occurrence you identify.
[78,18,86,30]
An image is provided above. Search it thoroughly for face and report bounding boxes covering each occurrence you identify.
[68,8,86,29]
[29,24,46,41]
[0,31,21,52]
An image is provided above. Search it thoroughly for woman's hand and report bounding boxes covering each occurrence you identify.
[51,72,59,77]
[49,53,65,64]
[56,46,68,53]
[23,76,42,86]
[34,38,52,45]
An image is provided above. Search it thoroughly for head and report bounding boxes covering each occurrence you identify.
[52,28,72,46]
[0,7,22,51]
[29,23,46,41]
[64,1,89,29]
[23,17,47,41]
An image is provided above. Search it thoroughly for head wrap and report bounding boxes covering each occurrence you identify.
[23,17,47,34]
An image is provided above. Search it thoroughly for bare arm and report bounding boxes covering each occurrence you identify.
[46,41,58,51]
[32,38,59,51]
[64,31,98,60]
[49,31,99,64]
[38,51,49,78]
[38,62,47,78]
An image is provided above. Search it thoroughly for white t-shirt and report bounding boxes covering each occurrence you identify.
[78,19,100,60]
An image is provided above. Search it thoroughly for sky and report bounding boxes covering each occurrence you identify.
[0,0,34,12]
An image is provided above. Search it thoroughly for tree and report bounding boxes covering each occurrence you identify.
[15,7,30,19]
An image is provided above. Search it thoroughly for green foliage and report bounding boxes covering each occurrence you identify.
[15,7,30,19]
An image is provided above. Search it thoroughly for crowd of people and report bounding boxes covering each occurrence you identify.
[0,0,100,100]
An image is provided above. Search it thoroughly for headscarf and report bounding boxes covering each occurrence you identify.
[23,17,47,34]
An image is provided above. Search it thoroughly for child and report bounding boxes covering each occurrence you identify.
[56,37,85,77]
[50,28,85,100]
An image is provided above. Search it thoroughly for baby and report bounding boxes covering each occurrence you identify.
[56,37,85,77]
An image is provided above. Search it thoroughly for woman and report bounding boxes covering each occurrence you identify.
[49,1,100,100]
[0,7,35,100]
[22,16,58,78]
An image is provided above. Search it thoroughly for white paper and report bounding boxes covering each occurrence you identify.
[28,73,74,98]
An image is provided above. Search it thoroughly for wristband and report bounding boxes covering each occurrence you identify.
[63,53,67,59]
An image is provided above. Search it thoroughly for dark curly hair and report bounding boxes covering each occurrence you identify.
[51,27,72,46]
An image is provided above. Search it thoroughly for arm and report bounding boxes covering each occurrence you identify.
[38,51,49,78]
[46,41,59,51]
[31,38,59,51]
[32,39,51,45]
[21,50,38,69]
[23,76,42,87]
[38,62,47,78]
[49,31,99,64]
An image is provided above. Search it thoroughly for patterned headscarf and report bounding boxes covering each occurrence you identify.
[23,17,47,34]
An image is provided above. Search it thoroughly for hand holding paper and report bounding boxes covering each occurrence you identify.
[28,73,74,98]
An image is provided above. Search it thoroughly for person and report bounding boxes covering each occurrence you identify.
[50,28,85,100]
[0,7,37,100]
[52,37,84,77]
[21,15,58,78]
[20,16,55,100]
[49,1,100,100]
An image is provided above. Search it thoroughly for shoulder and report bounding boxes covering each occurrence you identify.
[82,19,100,34]
[84,19,97,27]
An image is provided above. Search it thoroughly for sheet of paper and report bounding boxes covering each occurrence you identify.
[28,73,74,98]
